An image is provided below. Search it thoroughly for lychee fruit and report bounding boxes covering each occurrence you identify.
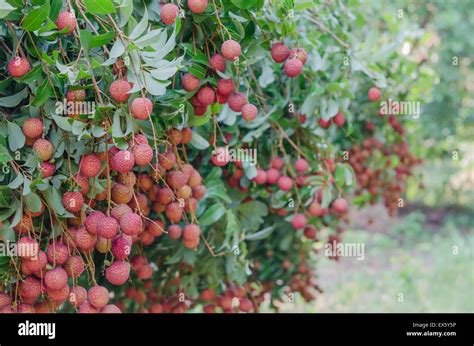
[146,220,164,237]
[197,86,216,106]
[8,57,31,78]
[106,261,130,285]
[33,139,53,161]
[62,191,84,213]
[253,169,267,185]
[294,158,308,174]
[22,118,43,139]
[191,185,206,199]
[304,225,317,240]
[73,226,97,251]
[283,58,303,77]
[165,202,183,223]
[44,267,68,291]
[188,0,208,14]
[332,197,348,214]
[368,87,381,102]
[39,161,55,178]
[209,53,226,72]
[120,212,142,235]
[277,176,293,191]
[112,183,134,204]
[183,224,200,241]
[156,187,174,205]
[19,276,42,302]
[160,3,179,25]
[111,204,132,221]
[221,40,241,61]
[158,150,176,170]
[318,118,331,129]
[98,216,119,239]
[168,224,182,240]
[266,168,280,185]
[78,301,98,313]
[84,211,105,235]
[187,169,202,187]
[333,112,346,127]
[132,143,153,167]
[271,43,290,63]
[47,285,70,303]
[181,128,193,144]
[112,236,131,260]
[109,79,132,103]
[55,11,76,34]
[167,170,187,190]
[66,89,86,101]
[111,150,135,173]
[88,286,109,309]
[290,47,308,64]
[24,250,47,273]
[64,255,85,278]
[270,157,284,170]
[228,92,248,112]
[211,147,229,167]
[239,298,253,312]
[291,213,307,229]
[46,242,69,265]
[79,154,102,177]
[130,97,153,120]
[241,103,257,121]
[69,286,87,307]
[101,304,122,313]
[217,79,234,96]
[182,73,200,92]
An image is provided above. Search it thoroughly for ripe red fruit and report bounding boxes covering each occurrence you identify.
[101,304,122,313]
[22,118,43,139]
[266,168,280,185]
[88,286,110,309]
[24,251,47,273]
[130,97,153,120]
[73,174,90,196]
[147,220,164,237]
[44,267,68,291]
[332,197,348,214]
[239,298,253,312]
[33,139,53,161]
[165,202,183,223]
[112,183,134,204]
[188,169,202,187]
[271,42,290,63]
[307,202,325,217]
[109,79,132,103]
[318,118,331,129]
[368,87,381,102]
[157,187,174,205]
[69,286,87,307]
[211,147,229,167]
[167,170,187,190]
[111,204,132,221]
[304,225,317,240]
[290,47,308,64]
[188,0,208,14]
[283,58,303,77]
[253,169,267,185]
[55,11,76,34]
[333,112,346,127]
[78,301,98,313]
[221,40,241,61]
[182,73,200,92]
[46,242,69,265]
[294,158,308,174]
[158,150,176,170]
[39,162,55,178]
[209,54,226,72]
[64,255,85,278]
[277,176,293,191]
[183,224,200,242]
[66,89,86,101]
[197,86,216,106]
[291,213,307,229]
[270,157,284,170]
[191,185,206,199]
[181,128,193,144]
[228,92,248,112]
[120,212,142,235]
[62,191,84,213]
[8,57,31,78]
[19,276,42,302]
[217,79,234,96]
[241,103,257,121]
[79,154,102,178]
[106,261,130,285]
[84,211,105,234]
[160,3,179,25]
[47,285,70,303]
[98,216,119,239]
[74,226,97,251]
[111,150,135,173]
[168,225,182,240]
[132,143,153,167]
[112,236,131,260]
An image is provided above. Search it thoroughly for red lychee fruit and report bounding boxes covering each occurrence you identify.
[84,211,105,235]
[120,212,142,235]
[130,97,153,120]
[109,79,132,103]
[158,150,176,170]
[80,154,102,178]
[165,202,183,223]
[33,139,53,161]
[188,0,208,14]
[209,53,226,72]
[181,128,193,144]
[241,103,257,121]
[88,286,109,309]
[44,267,68,291]
[62,191,84,213]
[318,118,331,129]
[156,187,174,205]
[112,236,131,260]
[22,118,43,139]
[101,304,122,313]
[66,89,86,101]
[266,168,280,185]
[78,301,98,313]
[184,197,198,213]
[192,184,206,199]
[211,147,229,167]
[13,215,33,234]
[183,224,200,241]
[137,263,153,280]
[333,112,346,127]
[111,150,135,173]
[117,171,137,187]
[160,3,179,25]
[167,170,187,190]
[291,213,307,229]
[69,286,87,307]
[74,226,97,251]
[290,47,308,64]
[182,73,200,92]
[98,216,120,239]
[106,261,130,285]
[132,143,153,167]
[304,225,317,240]
[55,11,76,34]
[17,237,39,259]
[277,176,293,191]
[193,105,207,116]
[239,298,253,312]
[24,251,47,273]
[64,255,85,278]
[39,162,55,178]
[228,92,248,112]
[8,57,31,78]
[111,204,132,221]
[283,58,303,77]
[168,224,182,240]
[294,158,308,174]
[368,87,381,102]
[221,40,241,61]
[73,174,90,196]
[332,197,348,214]
[271,42,290,63]
[253,169,267,185]
[188,169,202,187]
[146,220,164,237]
[270,156,284,170]
[307,202,325,217]
[217,79,234,96]
[111,183,134,204]
[46,242,69,265]
[19,276,42,302]
[197,86,216,106]
[47,284,70,303]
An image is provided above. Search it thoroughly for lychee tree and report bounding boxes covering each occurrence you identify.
[0,0,424,312]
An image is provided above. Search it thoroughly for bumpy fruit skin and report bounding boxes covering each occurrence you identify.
[188,0,208,14]
[22,118,43,139]
[253,169,267,185]
[209,54,226,72]
[47,285,70,303]
[167,170,187,190]
[19,276,42,302]
[239,298,253,312]
[266,168,280,185]
[46,242,69,265]
[55,11,77,34]
[241,103,257,121]
[228,92,248,112]
[168,225,182,240]
[191,185,206,199]
[62,191,84,213]
[290,47,308,64]
[8,57,31,78]
[74,226,97,251]
[66,89,86,101]
[182,73,200,91]
[333,112,346,127]
[85,211,105,234]
[132,143,153,167]
[101,304,122,313]
[277,176,293,191]
[44,267,68,291]
[160,3,179,25]
[88,286,110,309]
[291,213,307,229]
[98,216,119,239]
[111,150,135,173]
[111,204,132,221]
[78,301,98,313]
[64,255,85,278]
[120,212,142,235]
[183,224,200,241]
[332,197,348,214]
[24,251,47,273]
[271,43,290,63]
[80,154,102,177]
[109,79,132,103]
[368,87,381,102]
[165,202,183,223]
[111,183,133,204]
[221,40,241,60]
[33,139,54,161]
[284,58,303,77]
[217,79,234,96]
[69,286,87,307]
[73,174,90,196]
[197,86,216,106]
[294,158,308,174]
[39,162,56,178]
[158,151,176,170]
[112,236,131,259]
[130,97,153,120]
[211,147,229,167]
[270,156,284,170]
[106,261,130,285]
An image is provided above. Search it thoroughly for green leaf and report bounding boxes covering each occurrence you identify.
[14,65,43,84]
[0,88,28,107]
[7,121,25,151]
[199,203,225,227]
[52,114,73,132]
[8,174,23,189]
[230,0,258,10]
[0,0,15,19]
[22,0,50,31]
[0,144,13,163]
[188,64,207,80]
[189,131,209,150]
[25,192,42,212]
[245,226,274,241]
[83,0,115,15]
[31,78,52,106]
[90,32,114,47]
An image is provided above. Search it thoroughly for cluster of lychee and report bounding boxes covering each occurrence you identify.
[271,42,308,78]
[159,0,210,26]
